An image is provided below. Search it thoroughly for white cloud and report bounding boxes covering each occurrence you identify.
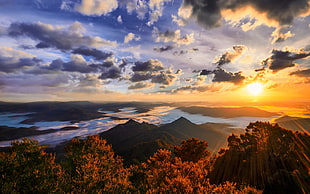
[117,15,123,23]
[75,0,118,16]
[124,33,141,43]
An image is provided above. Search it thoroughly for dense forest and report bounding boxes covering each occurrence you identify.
[0,121,309,193]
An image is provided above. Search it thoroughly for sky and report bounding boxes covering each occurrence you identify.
[0,0,309,103]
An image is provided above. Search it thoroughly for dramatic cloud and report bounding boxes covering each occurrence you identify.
[98,66,122,80]
[200,68,245,84]
[129,60,180,87]
[43,55,116,74]
[151,69,178,86]
[153,45,174,52]
[212,68,245,84]
[75,0,118,16]
[153,28,195,45]
[181,0,310,42]
[128,82,155,90]
[124,33,141,43]
[60,54,96,73]
[261,49,310,72]
[72,47,113,60]
[0,47,42,73]
[132,59,164,72]
[215,45,247,67]
[197,45,247,84]
[200,69,213,76]
[183,0,310,28]
[129,72,152,82]
[7,22,116,51]
[271,26,295,43]
[290,69,310,77]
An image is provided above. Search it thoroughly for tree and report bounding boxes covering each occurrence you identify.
[61,135,131,193]
[134,149,260,193]
[173,137,210,162]
[210,121,310,193]
[0,138,62,193]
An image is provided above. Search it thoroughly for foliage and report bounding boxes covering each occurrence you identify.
[210,121,310,193]
[61,135,131,193]
[130,138,260,193]
[1,121,308,193]
[0,138,62,193]
[174,137,210,162]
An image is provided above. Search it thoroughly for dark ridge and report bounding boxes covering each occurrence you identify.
[178,106,279,118]
[0,126,56,141]
[99,117,227,164]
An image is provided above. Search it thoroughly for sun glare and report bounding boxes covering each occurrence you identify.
[247,82,264,96]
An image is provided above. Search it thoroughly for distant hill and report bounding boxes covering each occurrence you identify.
[100,117,227,163]
[0,126,55,141]
[0,101,169,124]
[275,115,310,133]
[0,125,79,141]
[178,106,278,118]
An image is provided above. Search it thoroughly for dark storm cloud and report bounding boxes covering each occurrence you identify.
[151,71,177,86]
[182,0,310,29]
[45,59,64,71]
[90,61,114,69]
[153,45,174,52]
[132,59,164,72]
[0,56,42,73]
[62,60,95,73]
[129,72,152,82]
[44,57,96,73]
[42,57,118,74]
[7,22,114,51]
[45,58,95,73]
[98,67,122,80]
[261,49,310,72]
[72,47,113,60]
[212,68,245,84]
[290,69,310,77]
[200,69,213,76]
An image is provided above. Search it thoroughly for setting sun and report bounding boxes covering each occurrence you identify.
[247,82,264,96]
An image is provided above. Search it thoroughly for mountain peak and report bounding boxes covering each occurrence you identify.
[171,117,193,125]
[125,119,139,125]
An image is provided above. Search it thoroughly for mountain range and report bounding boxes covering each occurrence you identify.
[99,117,228,163]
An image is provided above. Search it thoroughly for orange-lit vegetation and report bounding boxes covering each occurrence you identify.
[0,122,309,193]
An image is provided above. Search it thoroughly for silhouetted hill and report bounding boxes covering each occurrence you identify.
[159,117,227,150]
[100,119,157,150]
[179,106,278,118]
[100,117,227,163]
[275,115,310,133]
